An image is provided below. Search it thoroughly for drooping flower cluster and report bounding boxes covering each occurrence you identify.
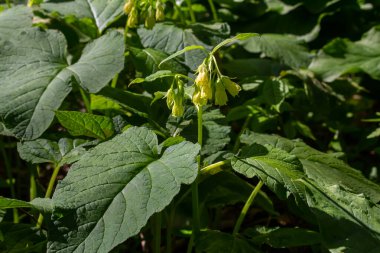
[166,78,185,117]
[124,0,165,29]
[192,58,241,108]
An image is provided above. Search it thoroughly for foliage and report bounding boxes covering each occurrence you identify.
[0,0,380,252]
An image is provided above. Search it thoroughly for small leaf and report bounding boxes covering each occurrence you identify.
[48,127,200,253]
[56,111,114,140]
[0,197,53,213]
[159,45,207,68]
[212,33,259,54]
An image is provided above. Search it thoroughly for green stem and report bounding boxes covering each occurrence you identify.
[2,145,19,223]
[124,23,129,43]
[79,88,92,113]
[166,205,175,253]
[30,165,38,201]
[232,114,252,153]
[232,180,264,236]
[186,234,195,253]
[185,0,196,23]
[200,160,229,174]
[153,212,162,253]
[36,164,61,228]
[6,0,11,8]
[207,0,218,21]
[111,74,119,88]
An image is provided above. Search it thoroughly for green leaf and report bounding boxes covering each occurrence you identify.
[41,0,124,32]
[0,29,124,140]
[0,197,53,213]
[0,6,32,37]
[310,26,380,82]
[0,223,46,253]
[247,226,321,248]
[90,94,122,112]
[129,70,175,86]
[159,45,207,68]
[48,127,200,253]
[55,111,114,140]
[138,23,229,70]
[196,230,260,253]
[17,138,90,166]
[211,33,259,54]
[129,47,187,76]
[242,34,312,68]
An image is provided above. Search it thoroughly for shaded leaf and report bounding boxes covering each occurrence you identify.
[56,111,114,140]
[0,197,53,213]
[48,127,200,253]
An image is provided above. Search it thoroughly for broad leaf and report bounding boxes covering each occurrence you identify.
[42,0,124,32]
[196,230,260,253]
[242,34,312,68]
[48,127,200,253]
[0,197,53,213]
[0,29,124,140]
[0,6,32,37]
[309,26,380,82]
[0,223,46,253]
[56,111,114,140]
[138,23,229,70]
[17,138,90,166]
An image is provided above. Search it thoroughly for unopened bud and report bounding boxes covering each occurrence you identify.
[166,87,175,109]
[222,76,241,97]
[172,97,184,117]
[123,0,134,14]
[215,80,228,106]
[145,6,156,29]
[192,88,207,107]
[195,63,212,101]
[127,7,138,28]
[155,0,165,21]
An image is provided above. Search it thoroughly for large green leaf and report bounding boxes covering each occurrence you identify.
[17,138,92,167]
[309,26,380,82]
[56,111,114,140]
[48,127,200,252]
[0,223,46,253]
[242,34,312,68]
[0,29,124,140]
[41,0,124,32]
[0,6,32,37]
[137,23,229,70]
[234,132,380,252]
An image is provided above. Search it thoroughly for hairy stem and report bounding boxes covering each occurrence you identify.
[233,114,252,153]
[207,0,218,21]
[153,212,162,253]
[166,205,175,253]
[232,180,264,236]
[36,164,61,228]
[185,0,196,23]
[30,165,38,201]
[2,144,19,223]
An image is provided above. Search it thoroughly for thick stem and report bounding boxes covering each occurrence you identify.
[153,212,162,253]
[79,88,92,113]
[232,180,264,236]
[207,0,218,21]
[2,145,19,223]
[111,73,119,88]
[30,165,38,201]
[185,0,196,23]
[36,164,61,228]
[166,205,175,253]
[232,114,252,153]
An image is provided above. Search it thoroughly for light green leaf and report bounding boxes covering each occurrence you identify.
[42,0,124,32]
[0,223,46,253]
[242,34,312,68]
[90,94,122,111]
[129,70,174,86]
[247,226,321,248]
[17,138,90,166]
[0,197,53,213]
[0,29,124,140]
[310,26,380,82]
[196,230,260,253]
[159,45,207,68]
[55,111,114,140]
[138,23,229,70]
[48,127,200,253]
[0,6,32,37]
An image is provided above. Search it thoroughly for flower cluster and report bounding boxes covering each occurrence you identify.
[192,58,241,108]
[166,78,185,117]
[124,0,165,29]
